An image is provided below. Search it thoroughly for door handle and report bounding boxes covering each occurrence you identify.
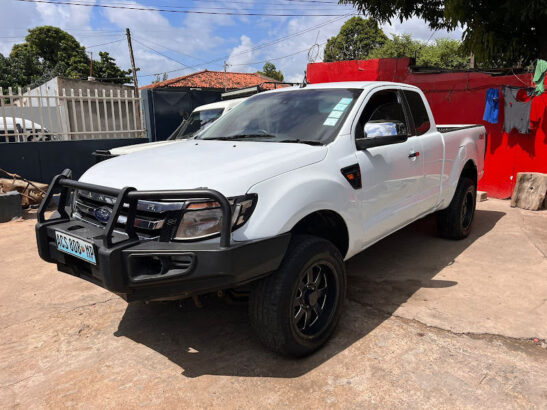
[408,151,420,158]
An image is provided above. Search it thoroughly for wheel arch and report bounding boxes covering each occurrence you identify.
[461,159,478,187]
[290,209,350,259]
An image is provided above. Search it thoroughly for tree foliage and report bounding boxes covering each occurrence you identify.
[258,62,284,82]
[340,0,547,66]
[370,35,469,69]
[0,54,17,91]
[7,43,43,88]
[0,26,131,89]
[323,17,387,62]
[94,51,132,84]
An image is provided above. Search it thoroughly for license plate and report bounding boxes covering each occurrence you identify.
[55,231,97,265]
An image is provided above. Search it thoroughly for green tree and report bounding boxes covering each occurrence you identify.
[419,38,468,70]
[0,54,17,91]
[258,62,284,81]
[2,26,131,89]
[369,34,422,60]
[8,43,43,89]
[94,52,132,84]
[370,35,469,69]
[323,16,387,62]
[340,0,547,66]
[25,26,89,79]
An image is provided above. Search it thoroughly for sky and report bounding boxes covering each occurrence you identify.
[0,0,463,86]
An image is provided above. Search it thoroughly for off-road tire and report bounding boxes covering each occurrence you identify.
[437,177,476,239]
[249,235,346,357]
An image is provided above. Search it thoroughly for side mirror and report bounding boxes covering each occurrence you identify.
[356,134,408,149]
[356,120,409,150]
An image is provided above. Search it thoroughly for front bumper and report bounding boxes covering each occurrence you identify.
[36,169,290,301]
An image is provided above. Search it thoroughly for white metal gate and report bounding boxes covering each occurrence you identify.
[0,86,145,142]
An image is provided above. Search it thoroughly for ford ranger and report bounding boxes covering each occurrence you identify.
[36,81,486,356]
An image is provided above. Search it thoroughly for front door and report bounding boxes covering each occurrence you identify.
[354,88,425,247]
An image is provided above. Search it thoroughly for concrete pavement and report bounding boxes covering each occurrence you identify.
[0,199,545,408]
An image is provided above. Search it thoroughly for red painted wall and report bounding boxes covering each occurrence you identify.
[307,59,547,198]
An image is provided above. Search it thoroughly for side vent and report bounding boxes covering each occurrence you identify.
[341,164,362,189]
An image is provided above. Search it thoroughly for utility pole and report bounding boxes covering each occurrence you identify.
[87,51,95,81]
[126,27,141,133]
[223,61,228,92]
[126,28,139,94]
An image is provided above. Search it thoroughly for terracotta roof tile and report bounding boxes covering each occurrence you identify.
[141,70,281,90]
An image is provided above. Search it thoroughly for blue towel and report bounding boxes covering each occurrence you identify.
[483,88,499,124]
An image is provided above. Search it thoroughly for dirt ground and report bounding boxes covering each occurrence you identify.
[1,198,546,409]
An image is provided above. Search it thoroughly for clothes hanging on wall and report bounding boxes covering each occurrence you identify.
[533,59,547,96]
[482,88,500,124]
[502,86,534,134]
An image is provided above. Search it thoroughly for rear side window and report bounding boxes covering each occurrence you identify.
[404,91,431,136]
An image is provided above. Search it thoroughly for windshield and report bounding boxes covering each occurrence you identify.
[169,108,224,140]
[197,88,362,145]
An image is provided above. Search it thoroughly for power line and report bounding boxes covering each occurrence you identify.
[106,13,350,79]
[132,38,191,68]
[173,0,340,4]
[132,36,207,63]
[15,0,351,16]
[139,13,352,75]
[228,40,329,67]
[51,0,347,11]
[132,13,350,69]
[227,14,351,58]
[84,38,125,48]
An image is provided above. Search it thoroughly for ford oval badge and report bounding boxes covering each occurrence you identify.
[94,207,112,224]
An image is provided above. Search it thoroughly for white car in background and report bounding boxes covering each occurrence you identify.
[99,98,246,158]
[0,117,53,141]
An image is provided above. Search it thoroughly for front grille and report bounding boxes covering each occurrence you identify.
[73,190,184,240]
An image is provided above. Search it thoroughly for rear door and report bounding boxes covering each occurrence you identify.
[353,87,425,246]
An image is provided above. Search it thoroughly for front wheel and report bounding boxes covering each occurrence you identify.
[249,235,346,357]
[437,176,476,239]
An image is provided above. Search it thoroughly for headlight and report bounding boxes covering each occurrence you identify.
[174,194,257,240]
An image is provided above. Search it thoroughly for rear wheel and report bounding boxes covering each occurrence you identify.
[249,235,346,357]
[437,177,476,239]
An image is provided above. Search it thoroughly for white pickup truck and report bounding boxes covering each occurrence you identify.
[36,81,485,356]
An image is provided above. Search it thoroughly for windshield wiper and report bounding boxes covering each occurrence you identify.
[278,139,323,146]
[206,133,277,141]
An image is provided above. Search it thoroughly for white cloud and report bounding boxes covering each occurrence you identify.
[0,0,466,87]
[233,14,466,83]
[0,0,95,55]
[239,14,351,82]
[35,0,95,28]
[0,0,234,85]
[226,35,255,72]
[98,1,234,82]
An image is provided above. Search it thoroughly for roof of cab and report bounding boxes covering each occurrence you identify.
[260,81,417,93]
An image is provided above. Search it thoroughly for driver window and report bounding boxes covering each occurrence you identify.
[357,90,408,138]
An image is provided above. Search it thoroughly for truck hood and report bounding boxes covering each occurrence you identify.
[80,139,328,197]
